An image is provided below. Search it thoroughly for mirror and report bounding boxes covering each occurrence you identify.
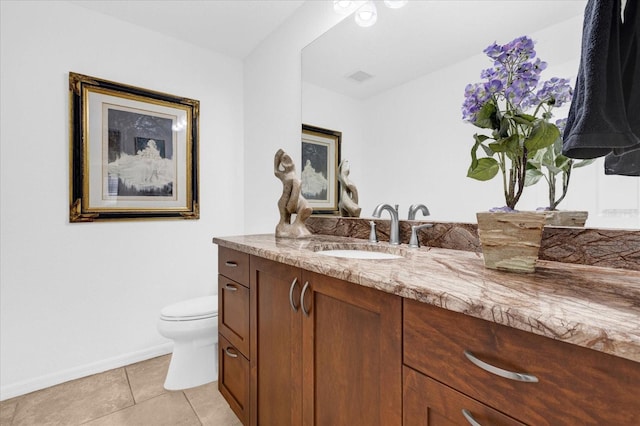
[302,0,639,229]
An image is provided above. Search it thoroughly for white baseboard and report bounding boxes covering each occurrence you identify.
[0,343,173,401]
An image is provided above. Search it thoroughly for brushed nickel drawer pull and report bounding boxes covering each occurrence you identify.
[223,283,238,292]
[224,261,238,267]
[462,409,482,426]
[224,347,238,358]
[301,281,311,317]
[464,350,539,383]
[289,277,299,312]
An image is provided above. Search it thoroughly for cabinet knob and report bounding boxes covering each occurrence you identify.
[464,350,539,383]
[223,283,238,292]
[289,278,299,312]
[301,281,311,317]
[225,261,238,267]
[461,409,482,426]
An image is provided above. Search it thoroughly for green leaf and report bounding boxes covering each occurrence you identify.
[542,145,555,166]
[573,158,596,169]
[467,157,499,181]
[518,113,537,122]
[524,121,560,152]
[555,155,571,172]
[488,141,506,153]
[469,135,482,169]
[524,168,544,186]
[489,134,519,154]
[480,144,495,156]
[545,163,564,174]
[512,114,535,126]
[553,136,564,156]
[473,102,497,129]
[498,116,510,138]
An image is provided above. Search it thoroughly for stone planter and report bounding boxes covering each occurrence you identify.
[544,210,588,227]
[476,211,547,273]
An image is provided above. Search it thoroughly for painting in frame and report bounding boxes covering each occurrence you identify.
[301,124,341,214]
[69,72,199,222]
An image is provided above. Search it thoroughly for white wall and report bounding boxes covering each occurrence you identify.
[0,0,245,400]
[244,2,345,234]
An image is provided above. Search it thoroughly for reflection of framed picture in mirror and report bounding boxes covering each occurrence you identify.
[301,124,341,214]
[69,72,199,222]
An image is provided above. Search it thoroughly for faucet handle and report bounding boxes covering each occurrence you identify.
[369,221,378,243]
[409,224,433,248]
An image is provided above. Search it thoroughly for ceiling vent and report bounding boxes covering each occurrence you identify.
[347,70,374,83]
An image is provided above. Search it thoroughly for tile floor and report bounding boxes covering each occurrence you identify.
[0,355,242,426]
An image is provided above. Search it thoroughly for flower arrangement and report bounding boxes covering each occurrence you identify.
[462,36,573,211]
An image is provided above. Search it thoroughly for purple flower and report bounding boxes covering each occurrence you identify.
[533,58,547,72]
[462,35,573,116]
[480,67,499,80]
[483,42,502,59]
[536,77,573,107]
[484,79,503,94]
[461,83,492,121]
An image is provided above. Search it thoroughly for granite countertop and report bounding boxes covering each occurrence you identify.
[213,234,640,364]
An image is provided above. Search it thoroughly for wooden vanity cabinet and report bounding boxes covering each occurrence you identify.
[403,299,640,425]
[217,244,639,426]
[250,256,402,426]
[218,247,251,425]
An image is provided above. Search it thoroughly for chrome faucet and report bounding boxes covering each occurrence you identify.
[372,204,400,245]
[408,204,430,220]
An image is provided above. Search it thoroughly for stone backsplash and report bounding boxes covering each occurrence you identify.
[306,216,640,271]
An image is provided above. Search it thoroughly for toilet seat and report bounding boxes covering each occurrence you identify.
[160,295,218,321]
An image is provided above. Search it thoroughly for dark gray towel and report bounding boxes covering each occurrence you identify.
[563,0,640,176]
[605,0,640,175]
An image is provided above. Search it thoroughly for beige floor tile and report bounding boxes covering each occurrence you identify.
[84,392,200,426]
[184,382,242,426]
[0,398,18,425]
[125,354,170,403]
[11,368,133,426]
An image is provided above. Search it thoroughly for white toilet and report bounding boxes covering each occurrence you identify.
[157,295,219,390]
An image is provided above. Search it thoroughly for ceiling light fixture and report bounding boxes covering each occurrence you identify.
[383,0,408,9]
[334,0,407,28]
[333,0,364,14]
[354,1,378,27]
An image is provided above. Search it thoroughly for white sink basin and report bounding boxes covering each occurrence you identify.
[316,249,403,260]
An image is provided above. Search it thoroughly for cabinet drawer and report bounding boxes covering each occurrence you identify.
[218,247,249,284]
[404,299,640,425]
[403,366,524,426]
[219,334,249,426]
[218,275,250,358]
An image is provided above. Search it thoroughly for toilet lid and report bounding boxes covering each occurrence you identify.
[160,295,218,321]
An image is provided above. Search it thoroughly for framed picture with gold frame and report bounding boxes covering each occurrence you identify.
[301,124,341,214]
[69,72,199,222]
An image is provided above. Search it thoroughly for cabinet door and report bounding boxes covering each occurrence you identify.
[404,367,525,426]
[250,256,302,426]
[301,270,402,426]
[219,334,250,426]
